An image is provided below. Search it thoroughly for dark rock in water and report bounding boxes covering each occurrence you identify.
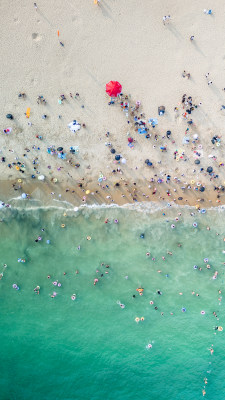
[140,233,145,239]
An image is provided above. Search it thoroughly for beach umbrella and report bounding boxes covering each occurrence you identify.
[106,81,122,97]
[121,158,126,164]
[115,155,121,161]
[38,175,45,181]
[200,186,205,192]
[0,202,4,209]
[178,197,183,200]
[110,148,116,154]
[128,137,133,143]
[195,160,200,164]
[57,147,63,151]
[207,166,213,173]
[145,159,150,164]
[6,114,13,119]
[21,193,27,199]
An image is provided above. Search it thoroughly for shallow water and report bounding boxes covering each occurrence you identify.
[0,205,224,400]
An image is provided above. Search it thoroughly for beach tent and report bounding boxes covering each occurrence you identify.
[158,106,165,116]
[106,81,122,97]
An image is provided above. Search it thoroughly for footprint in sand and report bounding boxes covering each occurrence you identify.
[32,33,42,41]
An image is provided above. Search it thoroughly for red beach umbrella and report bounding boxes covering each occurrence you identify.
[106,81,122,97]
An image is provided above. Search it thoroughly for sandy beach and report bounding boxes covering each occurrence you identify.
[1,0,225,208]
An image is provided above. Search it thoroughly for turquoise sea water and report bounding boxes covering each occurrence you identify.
[0,204,225,400]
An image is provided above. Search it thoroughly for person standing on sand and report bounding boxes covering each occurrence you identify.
[163,15,170,25]
[34,3,37,11]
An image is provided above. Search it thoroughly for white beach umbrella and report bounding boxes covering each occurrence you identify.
[38,175,45,181]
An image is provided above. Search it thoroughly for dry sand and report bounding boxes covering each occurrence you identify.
[1,0,225,208]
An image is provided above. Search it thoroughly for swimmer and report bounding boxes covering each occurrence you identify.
[75,270,79,274]
[120,303,125,309]
[157,290,162,295]
[177,243,182,247]
[94,278,98,285]
[146,252,150,256]
[71,294,76,300]
[209,347,214,355]
[47,275,51,279]
[167,251,172,255]
[77,246,81,250]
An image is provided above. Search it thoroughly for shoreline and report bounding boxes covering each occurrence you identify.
[1,175,225,210]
